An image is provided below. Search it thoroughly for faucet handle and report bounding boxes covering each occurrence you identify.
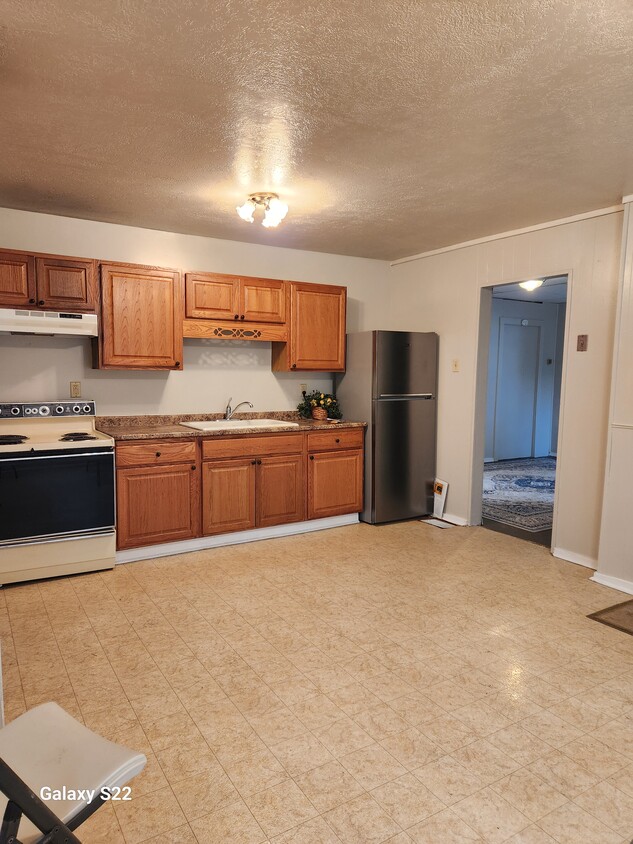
[226,397,232,407]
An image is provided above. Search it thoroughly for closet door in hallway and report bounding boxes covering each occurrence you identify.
[493,318,541,460]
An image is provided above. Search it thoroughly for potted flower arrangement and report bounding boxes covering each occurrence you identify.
[297,390,343,421]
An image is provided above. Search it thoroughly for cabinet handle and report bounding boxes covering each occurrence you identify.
[38,300,45,305]
[29,298,36,304]
[335,438,340,443]
[240,314,245,320]
[155,451,161,457]
[291,363,296,369]
[310,455,314,460]
[191,465,196,470]
[234,314,239,320]
[175,361,180,367]
[251,460,256,465]
[257,459,262,465]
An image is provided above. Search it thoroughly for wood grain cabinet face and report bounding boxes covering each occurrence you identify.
[0,252,36,307]
[117,462,199,549]
[185,272,285,323]
[272,282,346,372]
[99,264,183,369]
[240,278,285,323]
[202,458,256,535]
[35,257,96,312]
[257,454,304,527]
[185,273,239,320]
[308,449,363,519]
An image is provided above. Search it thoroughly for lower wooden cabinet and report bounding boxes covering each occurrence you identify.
[202,458,256,535]
[117,462,199,549]
[115,429,364,549]
[257,454,305,527]
[308,449,364,519]
[202,452,304,535]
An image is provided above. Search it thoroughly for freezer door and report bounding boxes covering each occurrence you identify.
[371,398,436,523]
[374,331,438,398]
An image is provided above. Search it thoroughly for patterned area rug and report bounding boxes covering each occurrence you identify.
[483,457,556,532]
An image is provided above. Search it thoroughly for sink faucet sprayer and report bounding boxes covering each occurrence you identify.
[224,397,254,420]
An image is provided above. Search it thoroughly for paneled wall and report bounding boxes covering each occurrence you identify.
[388,212,622,566]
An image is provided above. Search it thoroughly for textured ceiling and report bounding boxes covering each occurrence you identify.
[1,1,633,260]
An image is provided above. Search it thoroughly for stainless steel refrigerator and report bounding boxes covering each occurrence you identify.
[336,330,438,524]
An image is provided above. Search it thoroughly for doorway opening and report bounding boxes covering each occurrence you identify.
[479,275,568,546]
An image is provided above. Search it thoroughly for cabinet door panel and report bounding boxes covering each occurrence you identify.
[0,252,36,307]
[308,449,363,519]
[36,257,96,312]
[185,273,239,319]
[117,463,199,549]
[100,264,183,369]
[240,278,285,323]
[257,454,304,528]
[202,459,255,535]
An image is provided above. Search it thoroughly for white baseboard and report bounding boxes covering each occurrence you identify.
[443,512,469,526]
[590,572,633,596]
[552,547,597,570]
[116,514,359,564]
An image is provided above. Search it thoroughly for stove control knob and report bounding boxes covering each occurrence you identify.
[10,407,20,416]
[39,406,50,416]
[83,404,91,414]
[55,405,65,415]
[72,404,81,414]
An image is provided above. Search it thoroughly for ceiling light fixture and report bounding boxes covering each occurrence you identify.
[519,278,544,292]
[236,192,288,228]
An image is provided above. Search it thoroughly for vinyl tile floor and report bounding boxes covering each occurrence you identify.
[3,522,633,844]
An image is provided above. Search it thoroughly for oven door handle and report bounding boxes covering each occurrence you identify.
[2,451,114,462]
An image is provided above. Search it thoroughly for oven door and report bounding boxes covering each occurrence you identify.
[0,448,115,545]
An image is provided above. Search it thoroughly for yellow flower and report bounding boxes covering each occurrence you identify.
[327,398,332,404]
[320,393,324,398]
[310,399,317,406]
[320,400,324,405]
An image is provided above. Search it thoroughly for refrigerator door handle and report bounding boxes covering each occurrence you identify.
[378,393,434,399]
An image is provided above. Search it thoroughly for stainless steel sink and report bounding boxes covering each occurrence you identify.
[180,419,300,432]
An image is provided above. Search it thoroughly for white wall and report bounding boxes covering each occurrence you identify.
[0,209,389,415]
[388,212,622,565]
[595,203,633,592]
[485,298,562,461]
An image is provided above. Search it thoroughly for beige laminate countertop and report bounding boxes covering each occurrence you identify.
[96,413,366,442]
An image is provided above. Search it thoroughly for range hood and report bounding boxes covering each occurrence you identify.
[0,308,98,337]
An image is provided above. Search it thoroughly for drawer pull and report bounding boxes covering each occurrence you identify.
[251,460,256,465]
[310,455,314,460]
[335,438,340,443]
[257,459,262,465]
[155,451,161,457]
[191,465,196,470]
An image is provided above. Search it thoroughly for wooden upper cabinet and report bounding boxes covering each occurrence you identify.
[0,252,36,307]
[185,272,285,323]
[272,282,347,372]
[99,263,183,370]
[0,249,96,311]
[185,273,238,320]
[240,277,285,323]
[35,257,96,312]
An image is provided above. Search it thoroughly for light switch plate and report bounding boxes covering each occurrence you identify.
[451,359,460,373]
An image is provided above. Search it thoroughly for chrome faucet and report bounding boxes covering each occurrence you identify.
[224,397,254,420]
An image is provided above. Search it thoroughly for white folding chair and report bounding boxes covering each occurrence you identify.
[0,702,146,844]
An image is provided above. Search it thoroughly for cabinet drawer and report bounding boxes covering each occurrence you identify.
[202,433,303,460]
[116,439,198,467]
[307,428,364,452]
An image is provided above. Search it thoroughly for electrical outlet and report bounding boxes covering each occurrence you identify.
[70,381,81,398]
[451,359,460,373]
[300,383,307,393]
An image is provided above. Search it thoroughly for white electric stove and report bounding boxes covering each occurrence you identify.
[0,401,116,585]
